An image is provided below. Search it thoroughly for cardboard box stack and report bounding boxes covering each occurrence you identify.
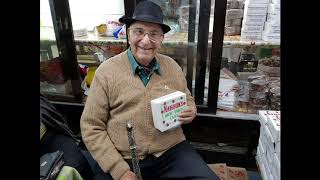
[257,110,280,180]
[240,0,269,41]
[262,0,280,42]
[225,0,245,36]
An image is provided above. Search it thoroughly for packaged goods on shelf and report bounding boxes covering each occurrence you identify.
[225,25,241,36]
[248,76,269,112]
[151,91,186,132]
[227,0,244,9]
[269,88,280,110]
[257,56,280,75]
[237,80,249,102]
[225,18,243,26]
[226,9,244,21]
[94,24,107,37]
[178,5,189,17]
[242,14,267,22]
[178,5,189,32]
[73,28,88,37]
[217,78,240,111]
[106,19,123,37]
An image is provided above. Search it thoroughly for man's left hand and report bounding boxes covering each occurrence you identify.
[179,106,197,124]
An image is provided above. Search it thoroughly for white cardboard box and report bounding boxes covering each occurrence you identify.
[264,159,274,180]
[242,21,265,32]
[244,6,268,15]
[267,13,280,24]
[273,152,281,178]
[151,91,187,132]
[241,30,262,36]
[264,22,280,30]
[259,110,269,125]
[268,3,280,15]
[259,126,268,153]
[242,24,264,32]
[271,0,281,4]
[262,32,280,42]
[258,139,265,154]
[256,155,268,180]
[245,1,269,7]
[263,124,275,146]
[266,113,280,142]
[263,28,280,34]
[275,141,280,160]
[243,14,267,22]
[246,0,270,4]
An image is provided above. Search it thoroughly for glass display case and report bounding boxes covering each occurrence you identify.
[40,0,79,102]
[40,0,281,119]
[217,0,280,115]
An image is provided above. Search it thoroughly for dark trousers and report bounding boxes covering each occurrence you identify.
[90,140,220,180]
[40,130,94,180]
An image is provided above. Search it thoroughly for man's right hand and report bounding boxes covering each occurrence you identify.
[120,171,137,180]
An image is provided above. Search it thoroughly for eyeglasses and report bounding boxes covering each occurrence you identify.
[128,28,163,41]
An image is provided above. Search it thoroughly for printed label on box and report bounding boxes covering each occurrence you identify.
[151,91,187,132]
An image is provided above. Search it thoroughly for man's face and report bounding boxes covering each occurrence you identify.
[128,21,164,66]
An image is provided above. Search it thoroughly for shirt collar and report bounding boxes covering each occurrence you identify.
[127,48,161,75]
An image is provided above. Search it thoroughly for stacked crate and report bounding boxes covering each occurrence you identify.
[240,0,269,41]
[262,0,280,42]
[225,0,245,36]
[257,110,280,180]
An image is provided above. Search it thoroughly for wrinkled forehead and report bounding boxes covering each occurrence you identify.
[129,21,163,32]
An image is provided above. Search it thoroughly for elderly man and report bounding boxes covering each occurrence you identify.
[80,1,219,180]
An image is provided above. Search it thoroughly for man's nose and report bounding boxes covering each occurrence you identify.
[140,33,152,43]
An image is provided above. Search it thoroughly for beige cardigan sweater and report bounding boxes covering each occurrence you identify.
[80,50,196,180]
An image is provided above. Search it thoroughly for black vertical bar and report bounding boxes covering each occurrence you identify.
[186,0,196,93]
[207,0,227,112]
[195,0,211,105]
[49,0,82,102]
[124,0,136,18]
[124,0,136,48]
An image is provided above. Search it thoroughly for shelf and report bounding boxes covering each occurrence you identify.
[223,35,280,47]
[41,26,280,47]
[198,111,259,121]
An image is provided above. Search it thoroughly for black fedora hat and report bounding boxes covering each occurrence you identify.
[119,1,171,34]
